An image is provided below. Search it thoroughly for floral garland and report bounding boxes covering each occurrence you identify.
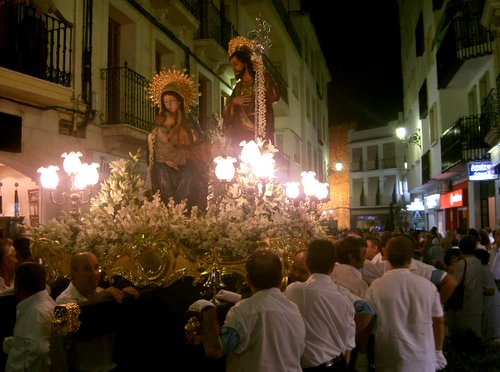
[255,59,266,138]
[248,17,272,138]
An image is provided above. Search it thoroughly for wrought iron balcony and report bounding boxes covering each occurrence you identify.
[100,63,155,131]
[482,81,500,147]
[193,1,236,53]
[454,4,494,60]
[269,0,302,56]
[0,3,73,86]
[441,114,490,172]
[481,87,498,132]
[436,0,493,88]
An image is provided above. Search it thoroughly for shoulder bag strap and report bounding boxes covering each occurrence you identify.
[461,259,467,284]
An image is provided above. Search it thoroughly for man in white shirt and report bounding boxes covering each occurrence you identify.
[331,236,369,298]
[362,235,457,304]
[193,250,305,372]
[4,262,55,372]
[286,239,356,370]
[366,235,447,372]
[56,251,139,372]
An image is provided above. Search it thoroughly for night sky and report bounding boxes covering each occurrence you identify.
[301,0,403,129]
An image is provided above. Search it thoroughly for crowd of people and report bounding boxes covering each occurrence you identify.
[190,227,500,372]
[0,238,141,372]
[1,226,500,371]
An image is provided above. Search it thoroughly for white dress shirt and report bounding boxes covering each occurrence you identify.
[56,282,115,372]
[366,268,443,372]
[5,290,55,372]
[331,263,369,298]
[223,287,305,372]
[286,273,356,368]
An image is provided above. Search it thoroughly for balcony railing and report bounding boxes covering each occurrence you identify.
[178,0,199,17]
[351,161,363,172]
[436,0,493,88]
[481,88,499,132]
[194,1,236,52]
[0,3,73,86]
[441,114,490,172]
[270,0,302,56]
[263,55,288,104]
[100,64,155,131]
[453,6,494,60]
[380,158,396,169]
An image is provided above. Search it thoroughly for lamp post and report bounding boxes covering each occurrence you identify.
[396,126,421,149]
[37,151,100,220]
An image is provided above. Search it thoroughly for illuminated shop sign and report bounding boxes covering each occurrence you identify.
[407,198,425,211]
[440,189,463,209]
[468,161,498,181]
[424,194,440,209]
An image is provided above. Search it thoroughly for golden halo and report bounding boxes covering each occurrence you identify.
[147,67,198,110]
[228,36,254,57]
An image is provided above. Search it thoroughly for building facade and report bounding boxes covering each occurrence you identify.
[347,121,407,232]
[0,0,330,231]
[397,0,500,235]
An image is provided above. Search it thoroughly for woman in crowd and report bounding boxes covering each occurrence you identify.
[446,234,484,337]
[474,249,499,340]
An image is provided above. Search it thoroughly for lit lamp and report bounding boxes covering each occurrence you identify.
[285,171,329,211]
[396,126,421,148]
[285,181,300,200]
[214,156,237,182]
[214,141,276,199]
[327,159,344,176]
[37,151,100,219]
[334,159,343,172]
[301,171,329,201]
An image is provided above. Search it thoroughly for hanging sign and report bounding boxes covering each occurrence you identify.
[468,161,498,181]
[440,189,463,209]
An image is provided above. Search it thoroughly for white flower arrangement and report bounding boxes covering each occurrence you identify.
[27,147,327,286]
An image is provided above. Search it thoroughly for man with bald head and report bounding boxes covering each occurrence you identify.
[288,250,310,284]
[57,251,138,305]
[56,251,139,372]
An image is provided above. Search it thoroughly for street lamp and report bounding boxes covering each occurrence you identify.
[395,126,421,148]
[334,159,343,172]
[37,151,100,219]
[327,159,344,176]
